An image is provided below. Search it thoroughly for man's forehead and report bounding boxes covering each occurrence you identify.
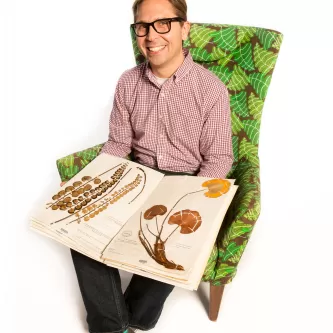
[136,0,177,22]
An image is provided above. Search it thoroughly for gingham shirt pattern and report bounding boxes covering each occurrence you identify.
[101,49,233,178]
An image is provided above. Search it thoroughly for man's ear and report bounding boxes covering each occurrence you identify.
[182,21,191,41]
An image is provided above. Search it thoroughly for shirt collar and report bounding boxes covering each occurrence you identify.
[145,48,194,85]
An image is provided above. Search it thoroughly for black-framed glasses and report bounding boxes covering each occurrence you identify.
[131,17,185,37]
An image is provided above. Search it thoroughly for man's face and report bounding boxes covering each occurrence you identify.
[135,0,190,72]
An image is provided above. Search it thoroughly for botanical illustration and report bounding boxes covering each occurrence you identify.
[138,179,230,270]
[46,162,147,226]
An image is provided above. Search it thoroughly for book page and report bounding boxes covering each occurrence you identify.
[30,153,164,256]
[102,175,237,283]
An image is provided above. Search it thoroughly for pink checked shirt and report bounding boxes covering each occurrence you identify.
[101,49,233,178]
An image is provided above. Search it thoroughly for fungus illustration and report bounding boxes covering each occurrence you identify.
[138,178,231,270]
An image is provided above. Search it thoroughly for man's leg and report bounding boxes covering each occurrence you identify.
[124,274,174,331]
[71,249,129,333]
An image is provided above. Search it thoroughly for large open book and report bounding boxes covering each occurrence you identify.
[30,153,238,290]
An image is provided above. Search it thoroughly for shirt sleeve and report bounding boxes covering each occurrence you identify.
[197,85,234,179]
[100,76,133,157]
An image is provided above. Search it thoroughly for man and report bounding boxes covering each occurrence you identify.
[69,0,233,332]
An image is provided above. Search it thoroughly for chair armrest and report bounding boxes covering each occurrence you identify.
[56,143,105,182]
[213,161,261,285]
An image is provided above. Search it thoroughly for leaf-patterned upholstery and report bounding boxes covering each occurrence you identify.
[56,23,283,286]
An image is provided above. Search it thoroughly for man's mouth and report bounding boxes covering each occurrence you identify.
[147,45,166,52]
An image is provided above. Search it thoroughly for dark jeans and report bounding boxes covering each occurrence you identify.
[71,165,195,333]
[71,249,174,333]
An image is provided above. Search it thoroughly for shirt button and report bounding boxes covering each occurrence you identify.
[159,155,163,159]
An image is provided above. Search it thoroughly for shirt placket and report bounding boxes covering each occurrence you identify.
[156,82,170,168]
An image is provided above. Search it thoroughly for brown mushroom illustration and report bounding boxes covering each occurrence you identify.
[168,209,202,234]
[144,205,167,220]
[138,208,202,271]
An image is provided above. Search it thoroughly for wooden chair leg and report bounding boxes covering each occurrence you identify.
[209,282,225,321]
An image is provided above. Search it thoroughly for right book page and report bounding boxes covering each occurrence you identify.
[102,175,238,287]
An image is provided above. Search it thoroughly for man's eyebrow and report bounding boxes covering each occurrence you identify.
[135,17,167,23]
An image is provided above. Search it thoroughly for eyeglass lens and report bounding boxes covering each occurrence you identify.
[135,19,171,36]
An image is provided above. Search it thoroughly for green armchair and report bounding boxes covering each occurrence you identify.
[56,23,283,321]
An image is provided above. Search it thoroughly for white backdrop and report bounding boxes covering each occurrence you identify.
[2,0,333,332]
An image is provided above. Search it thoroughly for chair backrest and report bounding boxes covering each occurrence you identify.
[130,23,283,177]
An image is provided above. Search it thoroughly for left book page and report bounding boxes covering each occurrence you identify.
[30,153,165,258]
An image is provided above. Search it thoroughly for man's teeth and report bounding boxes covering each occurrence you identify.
[148,46,165,52]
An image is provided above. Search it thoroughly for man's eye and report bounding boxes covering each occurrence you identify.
[159,20,168,25]
[136,24,147,29]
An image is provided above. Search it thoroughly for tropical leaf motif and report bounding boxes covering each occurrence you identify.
[209,65,233,84]
[239,138,259,166]
[210,243,218,261]
[248,93,264,120]
[243,201,261,221]
[236,165,253,184]
[230,91,249,117]
[237,179,258,196]
[228,241,248,263]
[210,47,233,66]
[77,148,99,161]
[243,120,260,145]
[272,34,283,50]
[57,165,67,181]
[211,27,238,51]
[222,241,242,261]
[190,24,214,49]
[231,112,244,135]
[190,48,211,62]
[215,263,237,279]
[237,185,258,215]
[225,220,253,241]
[62,165,79,179]
[233,43,255,71]
[252,165,260,181]
[227,65,249,91]
[256,28,278,50]
[61,155,74,167]
[235,160,252,172]
[210,46,227,61]
[249,72,272,99]
[237,27,256,43]
[218,53,234,67]
[254,43,278,75]
[80,158,91,169]
[183,37,191,48]
[203,260,216,280]
[232,135,239,163]
[203,244,218,279]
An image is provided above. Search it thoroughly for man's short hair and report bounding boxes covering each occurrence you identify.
[132,0,187,22]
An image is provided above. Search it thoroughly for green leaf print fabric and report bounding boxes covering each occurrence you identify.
[56,23,283,285]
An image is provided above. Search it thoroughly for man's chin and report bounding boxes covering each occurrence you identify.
[147,56,167,68]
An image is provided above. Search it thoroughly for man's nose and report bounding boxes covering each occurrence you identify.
[146,25,159,41]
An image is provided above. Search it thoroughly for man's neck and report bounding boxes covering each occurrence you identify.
[150,51,185,78]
